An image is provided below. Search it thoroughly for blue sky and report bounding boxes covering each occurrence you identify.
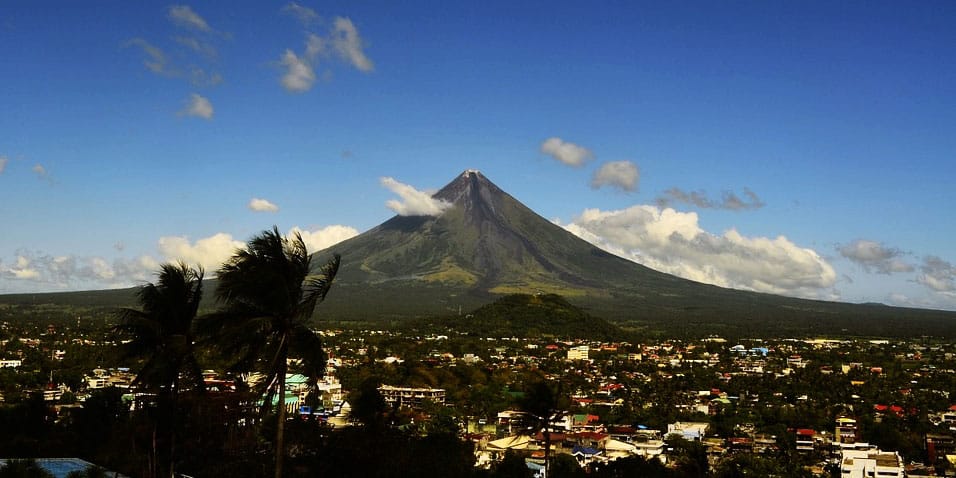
[2,1,955,310]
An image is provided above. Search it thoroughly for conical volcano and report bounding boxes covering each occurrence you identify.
[315,169,718,319]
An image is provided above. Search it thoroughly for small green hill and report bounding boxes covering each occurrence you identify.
[425,293,622,340]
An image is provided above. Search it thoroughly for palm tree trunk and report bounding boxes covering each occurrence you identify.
[275,360,287,478]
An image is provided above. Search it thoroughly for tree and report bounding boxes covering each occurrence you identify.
[115,262,205,478]
[518,377,567,478]
[212,226,340,478]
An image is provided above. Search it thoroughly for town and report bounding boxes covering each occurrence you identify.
[2,308,955,477]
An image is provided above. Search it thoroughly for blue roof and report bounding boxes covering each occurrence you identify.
[571,445,600,456]
[0,458,126,478]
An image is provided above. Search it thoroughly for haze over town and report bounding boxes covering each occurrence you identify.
[2,2,955,310]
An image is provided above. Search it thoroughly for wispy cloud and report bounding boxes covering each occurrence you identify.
[179,93,214,119]
[168,5,211,32]
[0,155,8,175]
[276,9,374,93]
[591,160,639,192]
[32,163,52,183]
[917,256,955,293]
[282,2,320,26]
[656,187,765,211]
[558,204,837,298]
[540,137,593,167]
[331,17,374,72]
[174,36,217,59]
[279,49,316,93]
[125,5,226,106]
[125,38,174,76]
[380,177,452,216]
[248,197,279,213]
[838,239,914,274]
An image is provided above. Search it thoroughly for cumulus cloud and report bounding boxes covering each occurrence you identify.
[917,256,955,293]
[331,17,374,72]
[168,5,211,32]
[179,93,214,119]
[289,225,359,252]
[656,187,765,211]
[540,137,593,167]
[282,2,320,25]
[7,256,40,280]
[380,177,452,216]
[0,251,159,290]
[838,239,914,275]
[0,155,7,174]
[248,197,279,213]
[279,49,316,93]
[157,233,244,272]
[591,160,639,192]
[558,204,837,298]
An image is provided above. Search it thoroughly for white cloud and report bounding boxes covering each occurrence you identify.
[7,256,40,280]
[0,155,8,174]
[180,93,214,119]
[380,177,452,216]
[540,137,593,167]
[591,160,639,192]
[168,5,211,32]
[279,49,316,93]
[838,239,914,275]
[289,225,359,252]
[558,204,837,298]
[282,2,320,25]
[248,197,279,213]
[157,233,244,272]
[331,17,374,72]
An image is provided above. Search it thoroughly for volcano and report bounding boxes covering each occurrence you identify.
[312,170,828,323]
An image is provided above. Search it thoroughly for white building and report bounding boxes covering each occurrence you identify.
[840,448,903,478]
[567,346,589,361]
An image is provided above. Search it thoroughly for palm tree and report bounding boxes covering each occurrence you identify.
[519,377,568,478]
[115,262,205,478]
[212,226,340,478]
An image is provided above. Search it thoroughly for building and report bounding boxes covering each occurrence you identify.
[0,360,21,368]
[378,385,445,408]
[666,421,709,441]
[840,448,904,478]
[835,417,859,444]
[567,346,589,361]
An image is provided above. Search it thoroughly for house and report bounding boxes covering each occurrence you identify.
[667,421,709,441]
[378,385,446,409]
